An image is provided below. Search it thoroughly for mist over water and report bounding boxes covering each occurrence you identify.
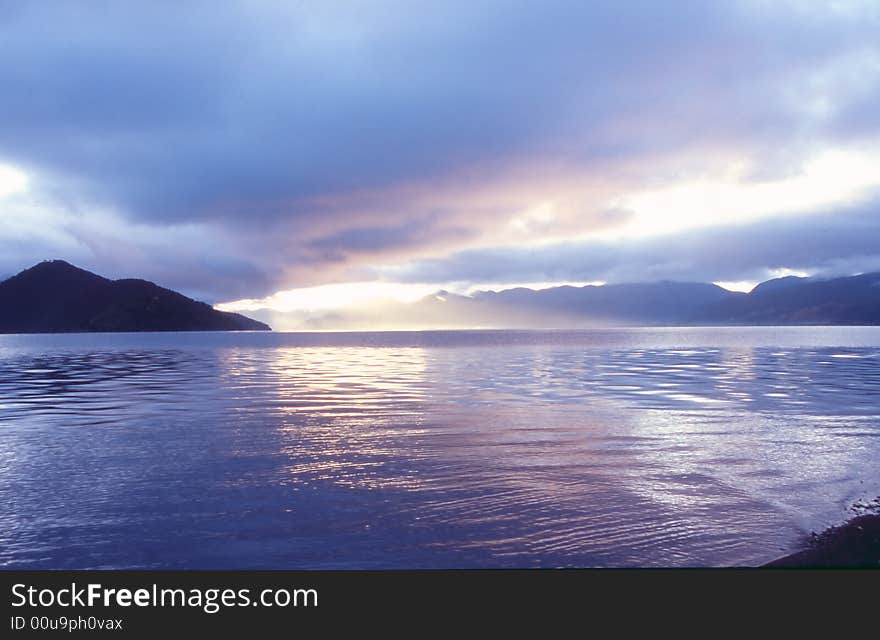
[1,328,879,568]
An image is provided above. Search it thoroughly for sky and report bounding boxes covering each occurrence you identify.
[1,1,879,328]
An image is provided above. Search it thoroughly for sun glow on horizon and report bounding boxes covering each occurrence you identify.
[215,144,880,317]
[715,268,811,293]
[216,281,439,313]
[217,279,611,314]
[713,280,757,293]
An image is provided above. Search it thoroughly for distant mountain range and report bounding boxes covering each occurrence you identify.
[450,273,880,327]
[473,280,735,324]
[3,260,880,332]
[285,272,880,330]
[0,260,270,333]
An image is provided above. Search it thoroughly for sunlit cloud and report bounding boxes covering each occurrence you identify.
[605,148,880,239]
[0,164,28,199]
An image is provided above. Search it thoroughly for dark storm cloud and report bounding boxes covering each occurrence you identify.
[0,1,879,299]
[386,199,880,286]
[1,0,876,218]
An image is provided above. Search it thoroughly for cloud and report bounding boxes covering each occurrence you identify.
[0,1,879,300]
[381,199,880,286]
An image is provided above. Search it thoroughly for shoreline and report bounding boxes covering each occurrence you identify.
[763,512,880,568]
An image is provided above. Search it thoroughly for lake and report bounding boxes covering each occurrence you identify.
[1,327,879,568]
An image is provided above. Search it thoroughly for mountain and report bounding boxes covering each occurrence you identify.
[697,272,880,325]
[388,274,880,328]
[748,275,806,295]
[475,281,738,324]
[0,260,271,333]
[8,260,877,333]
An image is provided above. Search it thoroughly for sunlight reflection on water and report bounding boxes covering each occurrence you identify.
[1,328,879,568]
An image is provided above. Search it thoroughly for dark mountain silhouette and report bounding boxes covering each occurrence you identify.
[747,275,807,295]
[0,260,270,333]
[697,272,880,325]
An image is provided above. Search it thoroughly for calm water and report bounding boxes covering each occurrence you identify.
[1,327,879,568]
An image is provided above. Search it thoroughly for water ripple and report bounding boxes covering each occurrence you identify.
[1,328,879,568]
